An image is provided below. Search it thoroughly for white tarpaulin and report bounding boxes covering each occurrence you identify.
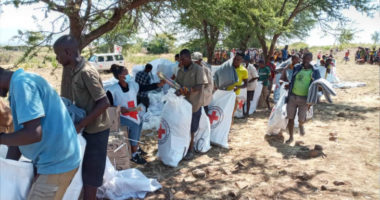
[97,157,162,200]
[208,90,236,149]
[157,89,192,167]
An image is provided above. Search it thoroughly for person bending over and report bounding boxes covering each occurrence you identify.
[0,67,80,200]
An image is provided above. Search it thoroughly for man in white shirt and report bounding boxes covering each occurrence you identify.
[244,55,259,117]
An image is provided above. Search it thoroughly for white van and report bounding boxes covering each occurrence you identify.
[88,53,125,71]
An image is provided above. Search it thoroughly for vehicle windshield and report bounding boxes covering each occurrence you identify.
[88,55,96,62]
[115,55,124,61]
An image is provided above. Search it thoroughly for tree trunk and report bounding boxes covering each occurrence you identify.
[256,31,269,63]
[239,34,251,52]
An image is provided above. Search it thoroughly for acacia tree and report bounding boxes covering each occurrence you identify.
[175,0,230,63]
[371,31,380,45]
[235,0,376,62]
[2,0,165,99]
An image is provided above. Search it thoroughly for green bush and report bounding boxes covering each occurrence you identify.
[145,34,175,54]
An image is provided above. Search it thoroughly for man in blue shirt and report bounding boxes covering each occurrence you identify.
[0,67,80,199]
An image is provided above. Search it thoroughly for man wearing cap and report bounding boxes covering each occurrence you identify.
[176,49,208,160]
[226,52,248,121]
[192,52,213,114]
[243,55,259,117]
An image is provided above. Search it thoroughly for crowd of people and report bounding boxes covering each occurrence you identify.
[355,47,380,64]
[0,33,348,200]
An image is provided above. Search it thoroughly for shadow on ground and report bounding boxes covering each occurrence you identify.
[264,134,327,160]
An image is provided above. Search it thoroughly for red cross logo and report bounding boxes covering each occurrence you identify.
[208,111,219,125]
[158,124,166,139]
[238,99,244,109]
[122,101,138,120]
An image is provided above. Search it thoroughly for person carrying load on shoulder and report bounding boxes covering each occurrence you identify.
[0,66,80,200]
[175,49,208,160]
[285,52,321,144]
[226,52,248,121]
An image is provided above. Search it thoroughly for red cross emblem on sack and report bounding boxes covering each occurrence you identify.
[158,119,170,144]
[208,111,219,125]
[158,124,166,139]
[122,101,138,120]
[207,106,223,129]
[238,99,244,110]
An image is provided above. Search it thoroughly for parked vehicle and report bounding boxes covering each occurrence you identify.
[88,53,125,71]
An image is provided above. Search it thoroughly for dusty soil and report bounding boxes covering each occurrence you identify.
[2,51,379,200]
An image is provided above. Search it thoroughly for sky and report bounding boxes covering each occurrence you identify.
[0,3,379,47]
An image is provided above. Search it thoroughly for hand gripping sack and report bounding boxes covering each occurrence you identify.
[267,85,288,135]
[208,90,236,149]
[157,90,192,167]
[194,108,211,153]
[234,88,247,118]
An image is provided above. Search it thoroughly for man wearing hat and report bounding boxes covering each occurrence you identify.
[192,52,213,115]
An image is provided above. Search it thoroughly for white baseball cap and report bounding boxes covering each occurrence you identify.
[191,52,203,61]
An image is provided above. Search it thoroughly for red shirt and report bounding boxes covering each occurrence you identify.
[345,52,349,57]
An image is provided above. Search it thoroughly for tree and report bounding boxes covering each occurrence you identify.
[175,0,230,63]
[371,31,380,45]
[337,28,355,47]
[145,33,175,54]
[92,14,139,53]
[2,0,165,99]
[235,0,376,62]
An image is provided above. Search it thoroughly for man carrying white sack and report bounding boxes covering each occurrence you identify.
[285,53,321,144]
[175,49,208,160]
[0,67,81,200]
[191,52,213,115]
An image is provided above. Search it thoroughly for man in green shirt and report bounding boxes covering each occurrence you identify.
[258,59,271,110]
[286,53,321,144]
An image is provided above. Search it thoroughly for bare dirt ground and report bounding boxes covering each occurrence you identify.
[2,51,379,200]
[139,54,380,200]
